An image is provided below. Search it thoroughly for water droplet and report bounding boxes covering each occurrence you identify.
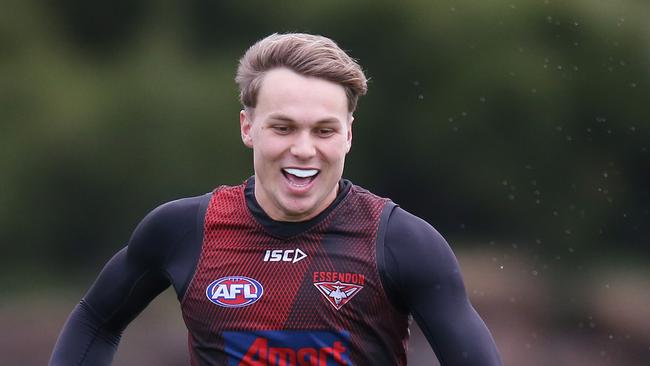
[603,171,608,178]
[479,96,486,102]
[417,94,424,100]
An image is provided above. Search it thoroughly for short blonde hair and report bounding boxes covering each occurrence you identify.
[236,33,368,113]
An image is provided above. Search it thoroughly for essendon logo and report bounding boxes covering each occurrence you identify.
[312,272,365,310]
[206,276,264,308]
[313,281,363,310]
[224,331,351,366]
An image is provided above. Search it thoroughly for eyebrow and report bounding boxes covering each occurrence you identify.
[267,113,341,124]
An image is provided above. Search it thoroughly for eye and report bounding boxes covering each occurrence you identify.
[316,128,336,137]
[271,125,292,134]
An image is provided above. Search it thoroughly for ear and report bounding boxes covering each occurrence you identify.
[240,109,254,148]
[345,115,354,153]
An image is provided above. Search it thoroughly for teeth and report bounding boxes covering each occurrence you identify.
[284,168,318,178]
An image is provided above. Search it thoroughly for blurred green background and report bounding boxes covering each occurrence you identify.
[1,0,648,365]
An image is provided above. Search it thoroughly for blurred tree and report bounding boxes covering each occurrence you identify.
[0,0,647,282]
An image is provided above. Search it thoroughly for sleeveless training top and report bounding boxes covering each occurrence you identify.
[181,182,409,365]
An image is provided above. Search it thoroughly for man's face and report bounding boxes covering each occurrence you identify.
[240,68,353,222]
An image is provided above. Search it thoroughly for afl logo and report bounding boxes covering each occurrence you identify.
[206,276,264,308]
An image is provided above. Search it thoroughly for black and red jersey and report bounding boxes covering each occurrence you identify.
[49,178,502,366]
[182,182,408,365]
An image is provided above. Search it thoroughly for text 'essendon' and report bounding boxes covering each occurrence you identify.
[312,272,365,286]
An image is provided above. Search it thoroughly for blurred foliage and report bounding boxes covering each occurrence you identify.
[1,0,648,280]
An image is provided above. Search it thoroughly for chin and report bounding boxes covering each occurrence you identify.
[280,202,317,221]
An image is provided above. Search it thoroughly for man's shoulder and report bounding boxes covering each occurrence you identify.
[384,205,449,253]
[127,192,212,264]
[153,192,212,214]
[144,192,212,224]
[134,192,212,240]
[346,180,392,204]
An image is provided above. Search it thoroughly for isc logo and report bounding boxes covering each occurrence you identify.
[263,248,307,264]
[206,276,264,308]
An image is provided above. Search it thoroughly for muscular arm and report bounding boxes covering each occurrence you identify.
[49,195,208,366]
[382,207,502,366]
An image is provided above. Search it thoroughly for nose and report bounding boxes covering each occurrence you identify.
[290,131,316,160]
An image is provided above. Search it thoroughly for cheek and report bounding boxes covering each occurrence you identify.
[322,143,349,166]
[254,139,284,161]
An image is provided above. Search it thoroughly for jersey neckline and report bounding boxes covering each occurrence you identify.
[244,176,352,238]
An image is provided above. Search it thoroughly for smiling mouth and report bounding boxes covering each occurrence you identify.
[282,168,319,187]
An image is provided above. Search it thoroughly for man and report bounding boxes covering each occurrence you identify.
[50,33,502,365]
